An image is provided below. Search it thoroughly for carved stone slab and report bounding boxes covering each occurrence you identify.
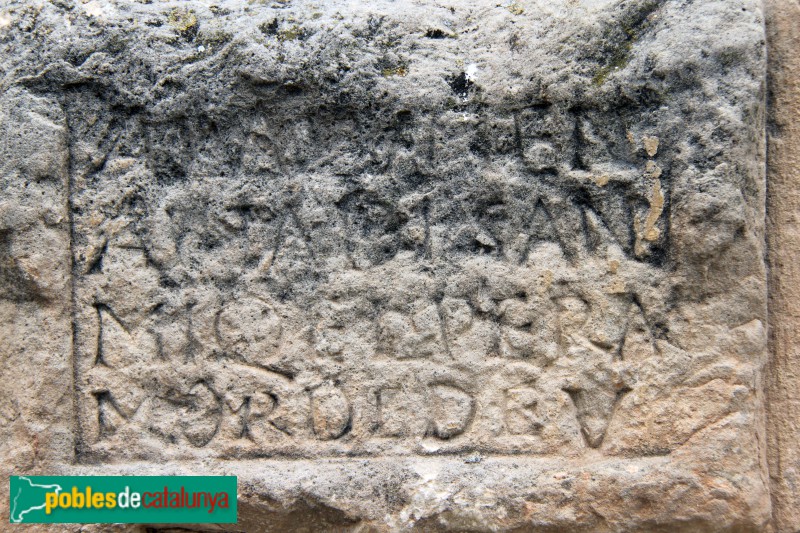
[0,0,770,529]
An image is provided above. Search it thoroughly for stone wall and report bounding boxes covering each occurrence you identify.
[0,0,795,530]
[765,0,800,531]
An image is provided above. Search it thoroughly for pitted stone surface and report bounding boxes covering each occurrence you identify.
[0,0,771,530]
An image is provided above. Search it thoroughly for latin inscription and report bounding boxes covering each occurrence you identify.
[70,94,674,459]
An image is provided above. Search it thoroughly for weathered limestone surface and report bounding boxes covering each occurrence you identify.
[0,0,773,530]
[765,0,800,531]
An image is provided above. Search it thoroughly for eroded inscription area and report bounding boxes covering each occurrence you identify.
[71,92,683,460]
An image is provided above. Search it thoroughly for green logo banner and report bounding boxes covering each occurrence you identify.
[9,476,237,524]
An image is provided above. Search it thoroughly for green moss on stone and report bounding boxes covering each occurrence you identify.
[168,8,197,33]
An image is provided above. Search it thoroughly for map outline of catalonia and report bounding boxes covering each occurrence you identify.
[9,476,62,523]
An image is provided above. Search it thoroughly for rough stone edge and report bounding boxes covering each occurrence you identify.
[0,94,74,527]
[765,0,800,531]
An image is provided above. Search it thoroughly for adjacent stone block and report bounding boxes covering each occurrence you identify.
[765,0,800,530]
[0,0,772,529]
